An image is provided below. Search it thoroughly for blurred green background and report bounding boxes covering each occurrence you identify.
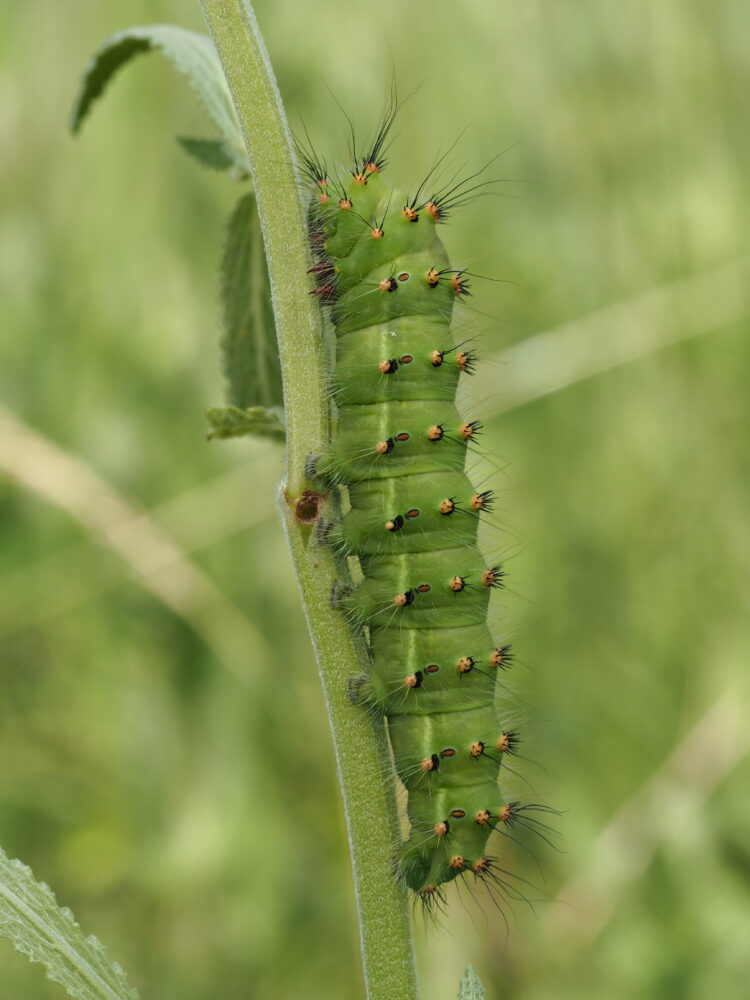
[2,1,749,998]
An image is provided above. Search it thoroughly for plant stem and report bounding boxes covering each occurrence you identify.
[199,3,419,998]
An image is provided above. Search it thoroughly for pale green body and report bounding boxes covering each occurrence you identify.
[317,173,505,891]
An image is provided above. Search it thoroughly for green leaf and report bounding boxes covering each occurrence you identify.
[221,191,283,409]
[457,966,485,1000]
[177,135,243,174]
[206,405,285,441]
[70,24,248,171]
[0,845,138,1000]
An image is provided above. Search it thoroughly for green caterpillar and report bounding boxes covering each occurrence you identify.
[304,106,549,904]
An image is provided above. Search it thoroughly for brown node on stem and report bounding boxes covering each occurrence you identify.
[385,515,404,532]
[426,267,441,287]
[424,200,440,220]
[378,358,398,374]
[371,227,384,239]
[402,205,419,222]
[421,754,439,772]
[472,857,489,874]
[318,192,330,205]
[430,350,445,367]
[427,424,444,441]
[449,855,465,869]
[403,671,423,689]
[457,656,475,673]
[294,489,326,525]
[475,809,492,826]
[374,438,394,455]
[469,741,484,757]
[439,497,456,515]
[379,277,397,292]
[353,172,368,185]
[450,575,466,593]
[434,821,449,837]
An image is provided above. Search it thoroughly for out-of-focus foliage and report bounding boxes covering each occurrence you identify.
[458,966,485,1000]
[205,406,284,441]
[218,192,282,410]
[1,2,748,1000]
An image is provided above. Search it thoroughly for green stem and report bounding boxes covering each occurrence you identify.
[199,3,419,998]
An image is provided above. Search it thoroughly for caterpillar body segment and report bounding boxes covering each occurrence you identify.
[328,470,479,555]
[308,152,515,897]
[318,400,469,482]
[333,317,461,406]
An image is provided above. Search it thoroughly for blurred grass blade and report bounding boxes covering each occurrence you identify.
[69,24,248,170]
[177,135,240,173]
[540,683,750,954]
[206,404,285,440]
[221,192,283,408]
[482,256,750,416]
[0,846,137,1000]
[457,965,485,999]
[0,403,273,688]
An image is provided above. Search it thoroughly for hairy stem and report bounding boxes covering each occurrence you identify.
[199,3,418,997]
